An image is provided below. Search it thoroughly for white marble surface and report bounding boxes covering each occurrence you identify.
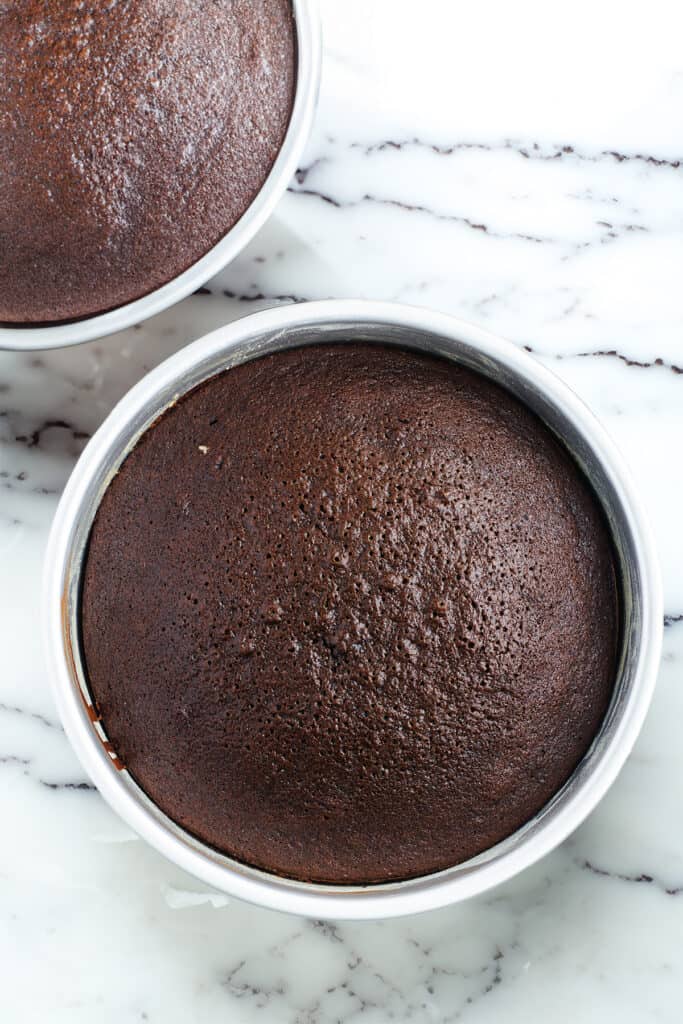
[2,0,683,1019]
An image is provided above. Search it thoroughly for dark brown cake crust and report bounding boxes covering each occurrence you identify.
[0,0,295,323]
[81,344,618,884]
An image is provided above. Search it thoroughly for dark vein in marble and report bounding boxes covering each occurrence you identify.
[193,285,308,304]
[310,920,344,943]
[0,701,60,731]
[13,418,91,449]
[293,142,663,253]
[0,750,95,792]
[576,350,683,374]
[311,960,404,1021]
[455,949,504,1021]
[288,185,647,249]
[523,343,683,376]
[288,185,342,208]
[223,960,287,1003]
[39,778,96,792]
[295,158,326,184]
[0,697,76,788]
[288,185,548,243]
[407,935,508,1022]
[220,922,511,1023]
[581,859,682,897]
[595,221,648,234]
[340,137,683,171]
[1,476,60,496]
[560,224,651,262]
[223,287,308,304]
[664,614,683,628]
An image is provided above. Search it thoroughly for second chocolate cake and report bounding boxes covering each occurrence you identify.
[81,344,618,884]
[1,0,296,323]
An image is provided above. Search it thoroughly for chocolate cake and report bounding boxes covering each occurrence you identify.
[0,0,296,323]
[81,344,619,884]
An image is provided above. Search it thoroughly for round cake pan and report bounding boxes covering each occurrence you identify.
[43,301,662,919]
[0,0,321,352]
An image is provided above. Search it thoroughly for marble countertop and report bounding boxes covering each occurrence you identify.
[2,0,683,1019]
